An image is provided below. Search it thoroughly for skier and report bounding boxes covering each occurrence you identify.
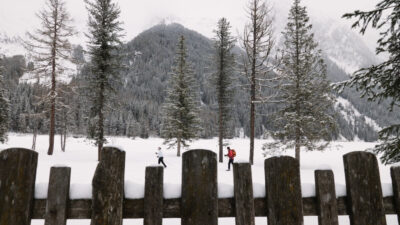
[156,147,167,168]
[225,146,236,171]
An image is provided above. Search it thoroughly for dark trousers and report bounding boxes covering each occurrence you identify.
[228,158,234,170]
[158,157,167,168]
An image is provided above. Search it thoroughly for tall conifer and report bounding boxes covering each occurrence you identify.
[265,0,336,162]
[212,18,236,163]
[162,36,201,157]
[85,0,124,160]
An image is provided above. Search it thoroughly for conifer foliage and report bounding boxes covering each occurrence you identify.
[0,55,9,143]
[212,18,236,163]
[341,0,400,164]
[85,0,124,161]
[265,0,336,162]
[162,36,201,157]
[25,0,74,155]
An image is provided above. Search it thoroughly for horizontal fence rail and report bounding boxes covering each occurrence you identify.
[0,147,399,225]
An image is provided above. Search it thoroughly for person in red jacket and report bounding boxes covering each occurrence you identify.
[225,146,236,171]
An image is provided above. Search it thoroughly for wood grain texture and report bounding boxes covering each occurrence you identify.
[343,151,386,225]
[181,149,218,225]
[45,167,71,225]
[90,147,125,225]
[0,148,38,225]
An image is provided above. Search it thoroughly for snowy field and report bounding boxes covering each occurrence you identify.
[0,133,399,225]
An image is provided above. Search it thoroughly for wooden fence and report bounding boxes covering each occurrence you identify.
[0,147,400,225]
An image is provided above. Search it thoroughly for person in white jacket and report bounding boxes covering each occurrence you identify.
[156,147,167,168]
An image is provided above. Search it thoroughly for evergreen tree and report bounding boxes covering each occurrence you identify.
[242,0,276,164]
[0,54,10,143]
[162,36,201,157]
[212,18,236,163]
[265,0,336,162]
[85,0,124,160]
[25,0,74,155]
[340,0,400,164]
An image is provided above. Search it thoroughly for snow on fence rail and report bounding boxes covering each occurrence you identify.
[0,147,400,225]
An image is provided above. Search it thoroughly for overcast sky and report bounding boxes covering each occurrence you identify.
[0,0,380,49]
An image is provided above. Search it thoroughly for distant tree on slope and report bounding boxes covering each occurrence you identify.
[0,54,10,143]
[211,18,236,163]
[162,36,201,157]
[340,0,400,164]
[264,0,336,162]
[85,0,124,161]
[25,0,74,155]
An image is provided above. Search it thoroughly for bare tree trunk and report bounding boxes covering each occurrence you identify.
[97,82,105,161]
[60,121,66,152]
[249,1,257,165]
[177,137,181,157]
[48,5,58,156]
[219,105,223,163]
[32,128,37,151]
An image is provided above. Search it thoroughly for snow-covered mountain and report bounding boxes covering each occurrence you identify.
[1,1,397,141]
[0,32,25,57]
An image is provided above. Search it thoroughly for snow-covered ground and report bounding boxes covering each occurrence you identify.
[0,133,398,225]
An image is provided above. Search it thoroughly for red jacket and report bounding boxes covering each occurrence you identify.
[227,149,235,159]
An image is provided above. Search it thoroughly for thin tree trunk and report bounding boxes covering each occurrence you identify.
[249,1,257,165]
[177,137,181,157]
[294,3,301,164]
[48,5,58,156]
[219,110,223,162]
[32,128,37,151]
[218,46,224,163]
[97,81,105,161]
[60,120,66,152]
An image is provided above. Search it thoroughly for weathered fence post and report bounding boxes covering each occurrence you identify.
[90,147,125,225]
[0,148,38,225]
[391,166,400,224]
[144,166,164,225]
[315,170,338,225]
[264,156,303,225]
[182,149,218,225]
[343,151,386,225]
[45,167,71,225]
[233,163,255,225]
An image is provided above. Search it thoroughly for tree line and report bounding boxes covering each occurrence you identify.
[0,0,398,165]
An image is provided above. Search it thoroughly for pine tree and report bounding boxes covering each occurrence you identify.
[340,0,400,164]
[162,35,201,157]
[242,0,275,164]
[85,0,124,161]
[25,0,74,155]
[212,18,236,163]
[0,54,10,143]
[265,0,336,162]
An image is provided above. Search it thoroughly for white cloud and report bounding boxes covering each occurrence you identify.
[0,0,380,50]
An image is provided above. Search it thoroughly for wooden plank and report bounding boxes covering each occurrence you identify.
[315,170,338,225]
[343,151,386,225]
[90,147,125,225]
[144,166,164,225]
[45,167,71,225]
[391,166,400,224]
[30,196,398,219]
[0,148,38,225]
[233,163,255,225]
[181,149,218,225]
[264,156,303,225]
